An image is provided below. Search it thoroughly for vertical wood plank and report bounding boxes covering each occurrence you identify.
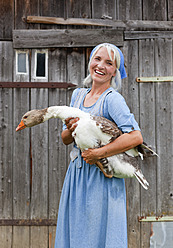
[139,39,157,248]
[118,0,142,20]
[49,226,56,248]
[155,39,173,216]
[40,0,65,29]
[48,48,68,227]
[13,227,30,248]
[143,0,167,20]
[168,0,173,20]
[0,41,13,247]
[14,0,40,29]
[123,40,141,248]
[0,226,12,248]
[30,48,49,246]
[67,48,85,87]
[0,0,13,39]
[13,46,30,247]
[92,0,117,19]
[31,227,48,248]
[66,0,91,18]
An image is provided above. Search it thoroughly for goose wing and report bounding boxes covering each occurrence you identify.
[91,116,122,141]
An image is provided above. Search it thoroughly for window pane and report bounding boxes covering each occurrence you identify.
[36,53,45,77]
[18,53,26,73]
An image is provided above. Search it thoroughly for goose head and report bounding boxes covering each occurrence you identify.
[16,108,48,131]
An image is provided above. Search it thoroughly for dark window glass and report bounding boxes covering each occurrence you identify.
[36,53,45,77]
[18,53,26,73]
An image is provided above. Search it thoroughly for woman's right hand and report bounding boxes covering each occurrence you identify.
[61,117,79,145]
[65,117,79,133]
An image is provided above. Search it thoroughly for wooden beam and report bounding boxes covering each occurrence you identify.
[26,16,173,30]
[125,31,173,40]
[13,29,124,48]
[26,16,116,27]
[0,219,56,226]
[0,82,76,88]
[136,76,173,83]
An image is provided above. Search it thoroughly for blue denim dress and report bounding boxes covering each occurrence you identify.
[55,87,140,248]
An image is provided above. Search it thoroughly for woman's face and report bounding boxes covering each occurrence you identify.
[89,46,117,86]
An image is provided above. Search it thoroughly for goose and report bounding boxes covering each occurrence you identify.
[16,106,157,190]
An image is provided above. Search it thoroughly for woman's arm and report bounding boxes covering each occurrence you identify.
[82,130,143,164]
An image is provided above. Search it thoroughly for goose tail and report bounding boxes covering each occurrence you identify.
[134,170,149,190]
[139,143,159,157]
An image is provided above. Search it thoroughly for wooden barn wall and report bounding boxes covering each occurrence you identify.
[1,0,173,40]
[0,1,173,248]
[123,37,173,247]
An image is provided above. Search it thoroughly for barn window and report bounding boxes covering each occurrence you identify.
[16,51,28,74]
[34,50,48,79]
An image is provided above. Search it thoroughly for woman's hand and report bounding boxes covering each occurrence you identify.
[65,117,79,133]
[61,117,79,145]
[82,149,99,165]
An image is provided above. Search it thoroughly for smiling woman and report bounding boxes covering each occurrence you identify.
[54,43,143,248]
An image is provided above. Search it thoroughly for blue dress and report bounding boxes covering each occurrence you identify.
[55,87,140,248]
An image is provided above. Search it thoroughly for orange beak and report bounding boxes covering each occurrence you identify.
[16,120,27,132]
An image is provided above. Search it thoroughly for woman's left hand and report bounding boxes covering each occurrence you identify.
[81,149,98,165]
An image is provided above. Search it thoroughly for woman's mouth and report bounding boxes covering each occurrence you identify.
[95,69,105,76]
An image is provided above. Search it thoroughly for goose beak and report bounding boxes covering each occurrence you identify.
[16,120,26,131]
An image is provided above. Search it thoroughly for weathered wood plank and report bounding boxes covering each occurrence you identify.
[125,31,173,40]
[40,0,65,30]
[31,227,48,248]
[48,48,68,221]
[15,0,40,29]
[30,88,49,218]
[49,226,56,248]
[30,59,49,245]
[92,0,117,19]
[26,16,119,26]
[0,0,13,39]
[13,29,124,48]
[26,16,173,30]
[143,0,167,21]
[122,40,141,248]
[0,226,12,247]
[0,41,13,248]
[155,38,173,216]
[66,0,91,18]
[138,39,157,248]
[168,0,173,21]
[67,48,85,86]
[13,45,30,247]
[118,0,142,20]
[13,227,30,248]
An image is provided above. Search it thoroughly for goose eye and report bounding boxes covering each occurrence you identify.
[23,116,28,119]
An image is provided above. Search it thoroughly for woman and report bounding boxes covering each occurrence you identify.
[55,43,143,248]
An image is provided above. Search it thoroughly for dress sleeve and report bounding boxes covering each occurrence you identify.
[104,91,140,133]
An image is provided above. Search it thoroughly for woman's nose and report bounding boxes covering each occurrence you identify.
[97,61,105,69]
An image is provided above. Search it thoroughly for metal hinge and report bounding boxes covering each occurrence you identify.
[138,216,173,222]
[136,76,173,83]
